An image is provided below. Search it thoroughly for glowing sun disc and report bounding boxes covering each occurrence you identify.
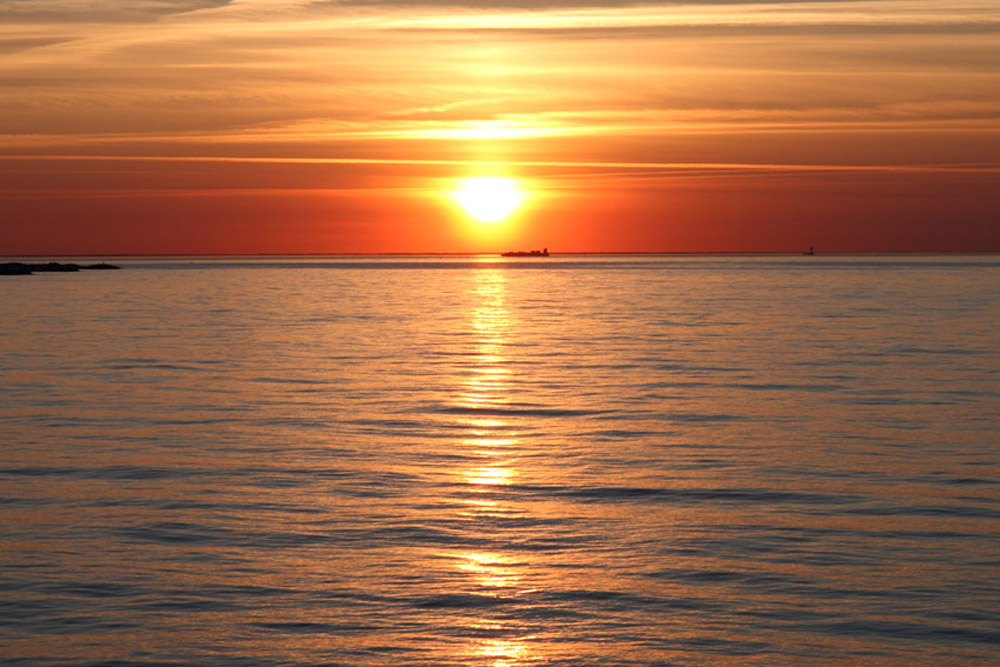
[455,177,524,223]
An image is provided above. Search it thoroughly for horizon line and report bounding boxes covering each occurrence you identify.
[4,251,999,259]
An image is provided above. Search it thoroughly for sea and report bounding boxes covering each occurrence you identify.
[1,254,998,666]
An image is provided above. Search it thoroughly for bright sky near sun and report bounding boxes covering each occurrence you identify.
[1,0,999,254]
[454,178,524,224]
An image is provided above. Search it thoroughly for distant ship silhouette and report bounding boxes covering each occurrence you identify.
[501,247,548,257]
[803,246,815,256]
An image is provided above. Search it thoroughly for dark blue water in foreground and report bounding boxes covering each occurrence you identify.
[1,255,998,665]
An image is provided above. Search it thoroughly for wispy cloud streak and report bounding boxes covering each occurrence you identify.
[5,154,999,173]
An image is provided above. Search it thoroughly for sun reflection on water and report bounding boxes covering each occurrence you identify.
[453,551,522,589]
[448,267,537,666]
[476,638,531,667]
[455,269,520,492]
[466,466,513,486]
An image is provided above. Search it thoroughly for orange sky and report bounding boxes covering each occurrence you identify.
[2,0,999,254]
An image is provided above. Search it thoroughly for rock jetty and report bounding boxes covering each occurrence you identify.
[1,261,121,275]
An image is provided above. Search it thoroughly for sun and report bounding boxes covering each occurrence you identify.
[454,177,524,223]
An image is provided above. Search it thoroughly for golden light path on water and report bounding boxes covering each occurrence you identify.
[451,267,531,665]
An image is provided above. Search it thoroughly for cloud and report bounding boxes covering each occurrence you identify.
[6,153,1000,173]
[387,21,1000,40]
[0,37,74,54]
[1,0,997,172]
[318,0,870,8]
[0,0,232,23]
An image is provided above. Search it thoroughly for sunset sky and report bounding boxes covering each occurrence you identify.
[2,0,998,254]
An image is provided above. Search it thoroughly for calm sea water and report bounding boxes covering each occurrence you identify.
[1,255,998,666]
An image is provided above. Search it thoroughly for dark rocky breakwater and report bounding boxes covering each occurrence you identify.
[1,262,120,275]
